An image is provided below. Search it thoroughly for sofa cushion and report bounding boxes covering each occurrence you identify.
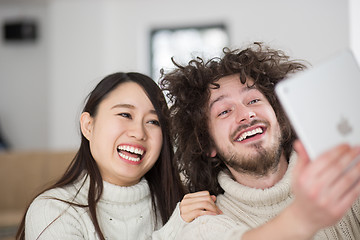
[0,151,75,229]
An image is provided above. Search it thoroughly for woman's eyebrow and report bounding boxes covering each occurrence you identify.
[111,104,157,115]
[111,103,134,109]
[149,109,157,115]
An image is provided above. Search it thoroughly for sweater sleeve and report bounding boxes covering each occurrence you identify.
[174,214,249,240]
[25,194,89,240]
[353,197,360,223]
[151,202,187,240]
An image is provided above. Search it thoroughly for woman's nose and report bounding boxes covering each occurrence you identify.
[127,122,147,140]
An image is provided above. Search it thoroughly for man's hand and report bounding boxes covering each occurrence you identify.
[291,140,360,236]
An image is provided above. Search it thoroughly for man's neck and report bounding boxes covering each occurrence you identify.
[229,154,288,190]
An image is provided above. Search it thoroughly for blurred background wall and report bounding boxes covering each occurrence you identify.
[0,0,358,151]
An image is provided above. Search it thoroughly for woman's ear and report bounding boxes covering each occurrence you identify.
[80,112,93,140]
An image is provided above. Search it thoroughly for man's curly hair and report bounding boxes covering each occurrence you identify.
[160,43,307,195]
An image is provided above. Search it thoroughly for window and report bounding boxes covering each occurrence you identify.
[150,24,229,81]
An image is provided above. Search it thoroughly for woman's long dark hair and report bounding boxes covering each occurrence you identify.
[16,72,185,240]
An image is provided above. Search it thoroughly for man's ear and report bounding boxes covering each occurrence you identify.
[80,112,93,140]
[210,148,217,158]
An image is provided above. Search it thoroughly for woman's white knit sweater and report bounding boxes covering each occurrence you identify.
[25,175,186,240]
[177,155,360,240]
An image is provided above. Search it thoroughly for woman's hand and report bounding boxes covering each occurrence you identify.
[179,191,222,222]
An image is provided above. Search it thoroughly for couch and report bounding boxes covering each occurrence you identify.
[0,150,75,240]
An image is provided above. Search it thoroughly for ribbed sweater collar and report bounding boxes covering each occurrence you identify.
[73,174,150,205]
[218,153,296,207]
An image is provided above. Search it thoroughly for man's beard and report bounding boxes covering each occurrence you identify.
[216,124,283,177]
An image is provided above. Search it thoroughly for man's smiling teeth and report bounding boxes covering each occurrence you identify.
[117,145,144,162]
[236,127,263,142]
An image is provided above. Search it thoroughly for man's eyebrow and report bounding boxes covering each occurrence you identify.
[209,86,254,110]
[209,95,226,110]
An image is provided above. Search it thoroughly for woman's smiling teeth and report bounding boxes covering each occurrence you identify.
[117,145,145,162]
[236,127,263,142]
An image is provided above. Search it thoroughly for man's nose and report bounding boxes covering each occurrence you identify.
[235,105,256,124]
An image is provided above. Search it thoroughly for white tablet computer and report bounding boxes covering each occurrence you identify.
[275,49,360,160]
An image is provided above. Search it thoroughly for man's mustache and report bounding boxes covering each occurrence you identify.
[231,119,269,140]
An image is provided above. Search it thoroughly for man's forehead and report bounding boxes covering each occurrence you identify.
[208,75,255,108]
[214,74,241,85]
[211,74,255,89]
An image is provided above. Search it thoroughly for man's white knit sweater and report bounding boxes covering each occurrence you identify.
[25,174,186,240]
[177,154,360,240]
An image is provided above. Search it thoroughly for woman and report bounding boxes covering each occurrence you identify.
[16,72,220,240]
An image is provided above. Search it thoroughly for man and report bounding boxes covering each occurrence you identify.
[160,43,360,239]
